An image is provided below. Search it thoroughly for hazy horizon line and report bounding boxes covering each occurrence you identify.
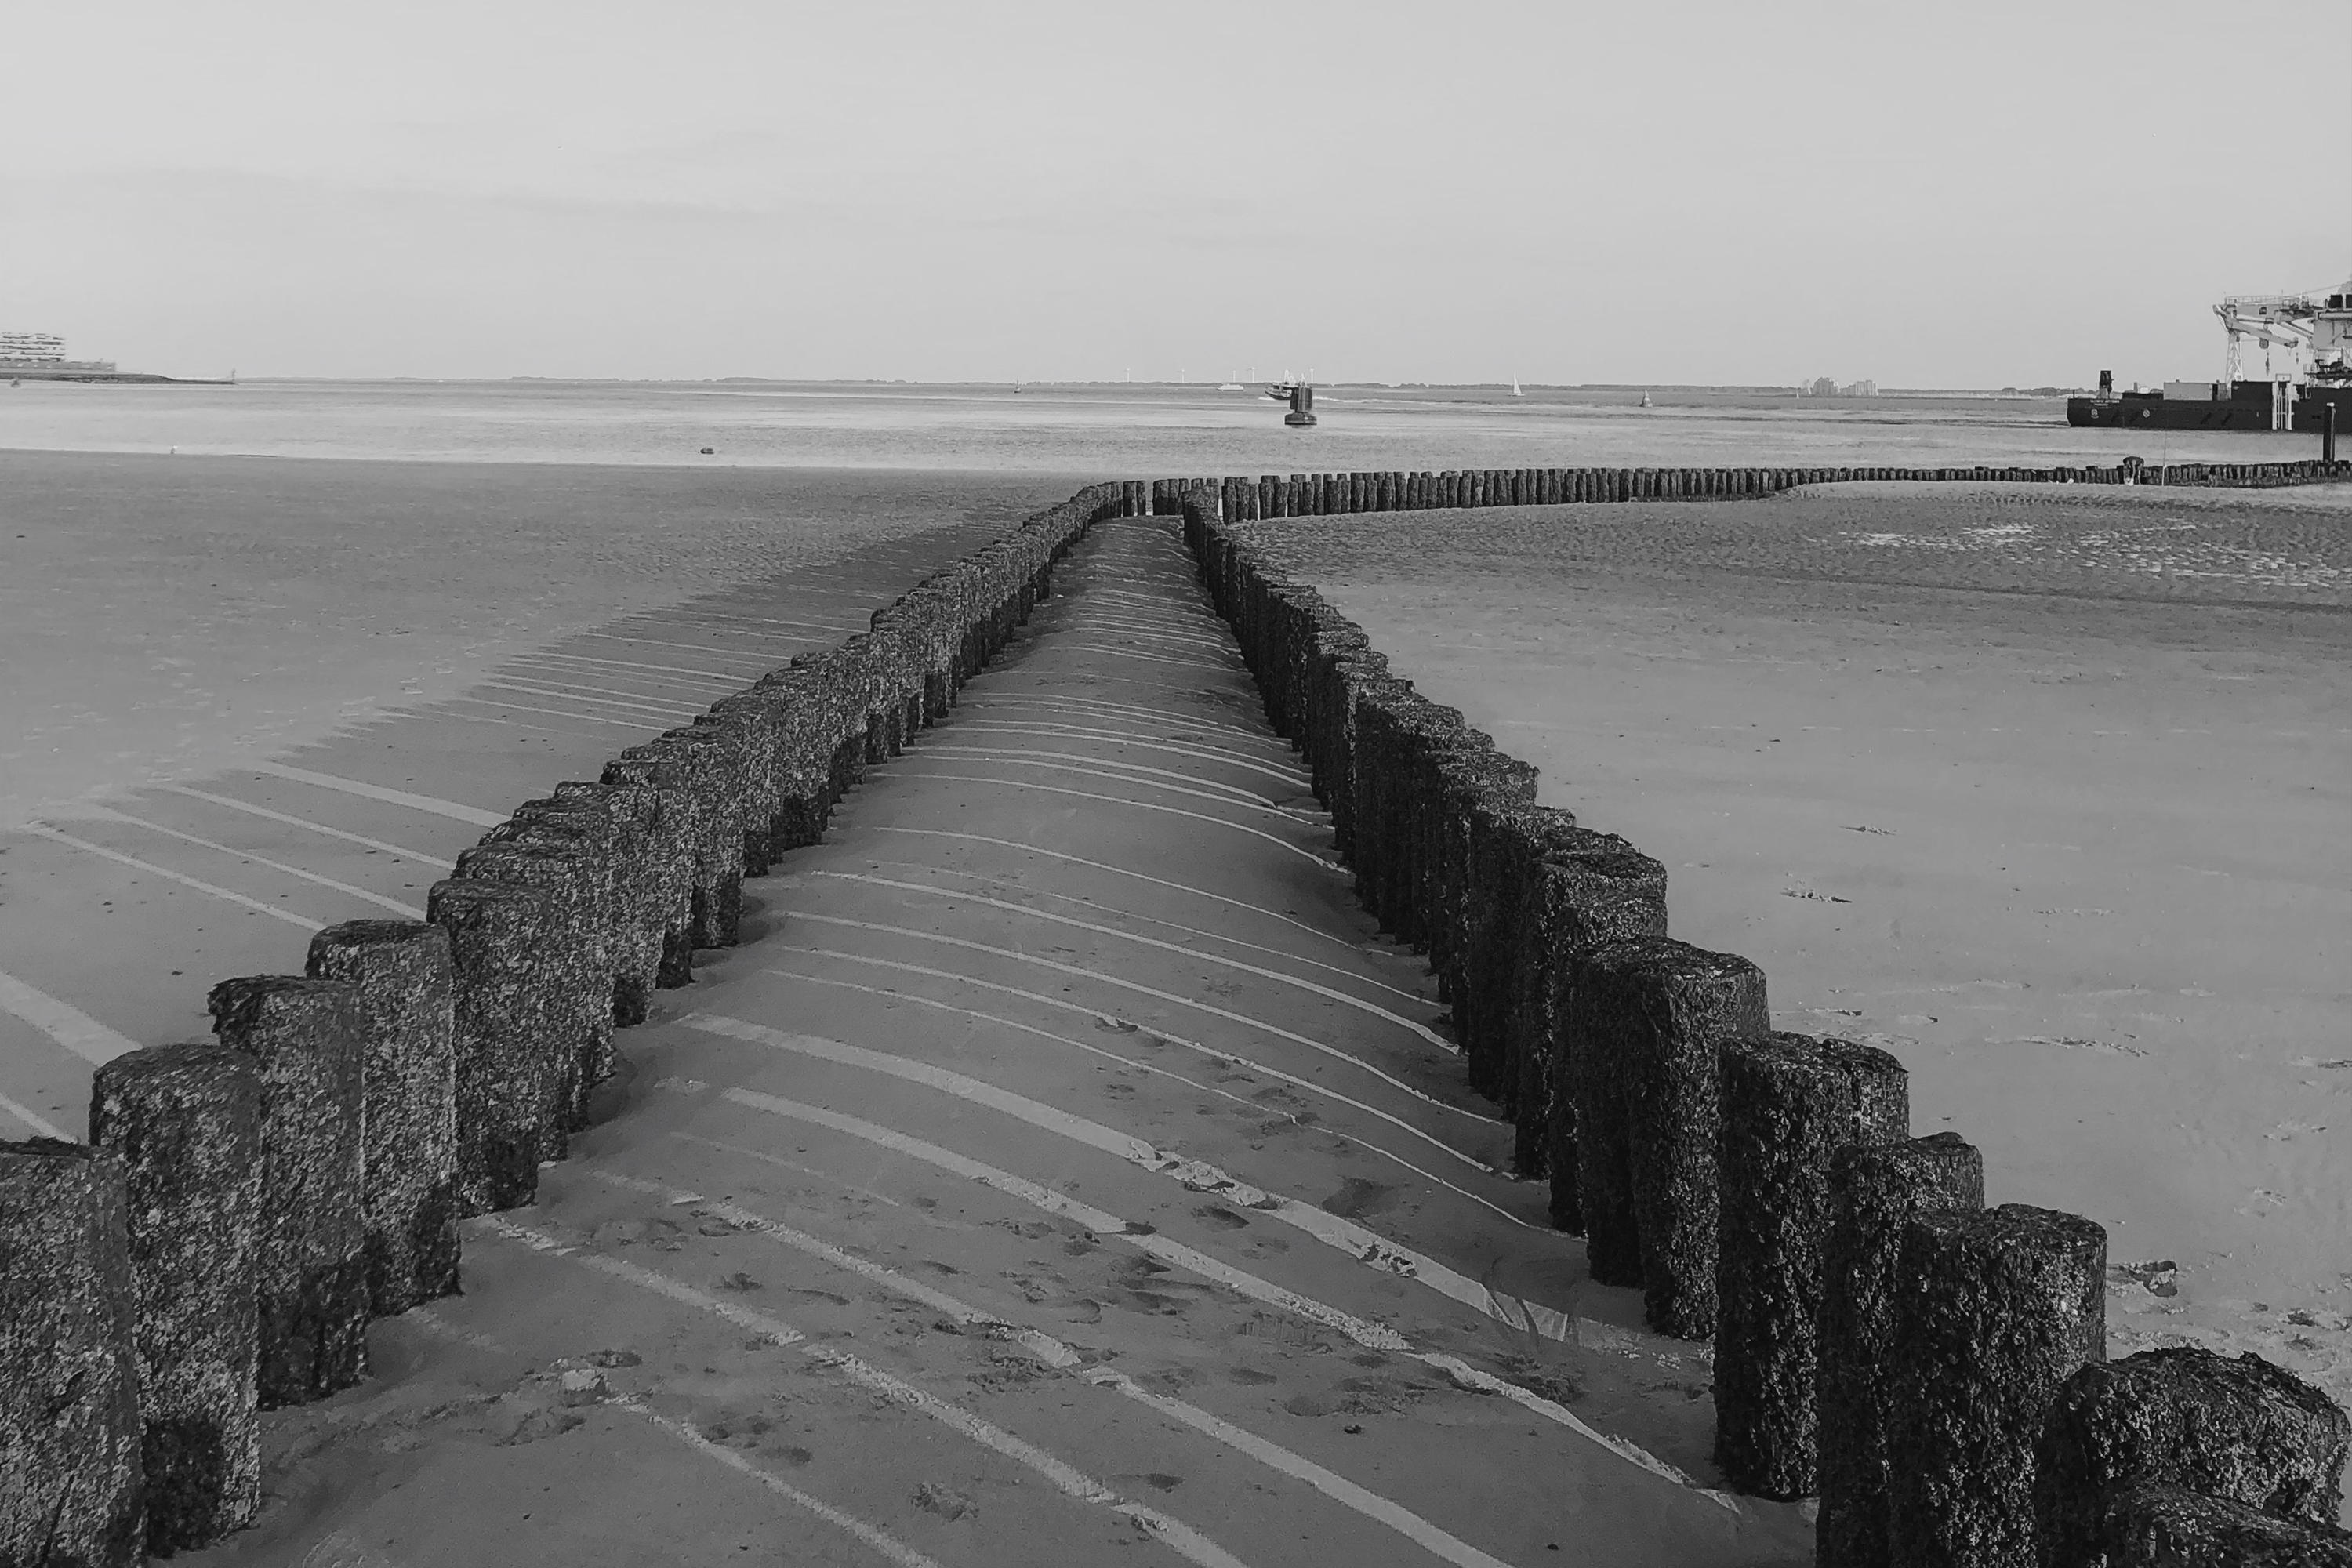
[164,375,2086,395]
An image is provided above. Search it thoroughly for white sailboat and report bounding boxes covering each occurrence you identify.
[1511,375,1523,396]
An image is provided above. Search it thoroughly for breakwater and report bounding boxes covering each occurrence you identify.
[2,461,2344,1566]
[1167,470,2351,1567]
[1187,456,2347,520]
[0,478,1147,1563]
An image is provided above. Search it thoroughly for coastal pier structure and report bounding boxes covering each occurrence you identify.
[5,457,2348,1567]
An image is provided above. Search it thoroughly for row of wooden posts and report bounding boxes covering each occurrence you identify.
[0,481,1146,1565]
[1170,475,2350,1568]
[1185,456,2350,519]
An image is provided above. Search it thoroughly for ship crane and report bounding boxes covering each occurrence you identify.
[2216,293,2321,383]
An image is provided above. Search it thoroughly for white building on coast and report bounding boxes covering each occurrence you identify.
[2,331,67,364]
[1,332,115,372]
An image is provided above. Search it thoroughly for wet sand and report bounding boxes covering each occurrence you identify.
[1235,482,2352,1460]
[0,451,1076,1147]
[0,451,1085,825]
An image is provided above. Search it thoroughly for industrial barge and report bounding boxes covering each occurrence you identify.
[2067,276,2351,433]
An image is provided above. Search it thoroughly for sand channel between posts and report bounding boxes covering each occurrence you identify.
[1236,481,2352,1473]
[157,512,1814,1568]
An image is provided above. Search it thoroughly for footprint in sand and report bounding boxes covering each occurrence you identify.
[784,1285,850,1307]
[1320,1177,1400,1220]
[1496,1354,1585,1406]
[1338,1375,1425,1414]
[913,1482,977,1522]
[499,1407,585,1446]
[299,1533,405,1568]
[2108,1259,2180,1299]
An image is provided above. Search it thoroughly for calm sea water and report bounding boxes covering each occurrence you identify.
[2,378,2328,474]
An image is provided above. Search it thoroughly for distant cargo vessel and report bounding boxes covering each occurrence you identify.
[2067,277,2351,432]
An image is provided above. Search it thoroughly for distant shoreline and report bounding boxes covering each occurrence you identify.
[9,371,2082,397]
[397,376,2084,397]
[4,368,230,385]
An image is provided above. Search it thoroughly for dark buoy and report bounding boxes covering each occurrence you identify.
[1265,380,1316,427]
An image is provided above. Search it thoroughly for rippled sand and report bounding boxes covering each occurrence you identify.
[1239,482,2352,1461]
[0,451,1083,823]
[1247,480,2352,604]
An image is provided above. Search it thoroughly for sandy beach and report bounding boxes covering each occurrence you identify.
[0,451,1084,826]
[1235,481,2352,1466]
[3,433,2346,1559]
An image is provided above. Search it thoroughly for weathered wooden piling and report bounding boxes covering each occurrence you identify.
[427,878,561,1214]
[2093,1486,2352,1566]
[207,975,369,1408]
[550,779,671,1021]
[1566,936,1767,1335]
[1886,1203,2107,1566]
[1426,743,1537,1051]
[1453,801,1552,1096]
[1517,835,1668,1200]
[305,920,460,1315]
[2036,1347,2350,1567]
[664,722,758,926]
[89,1044,263,1553]
[600,746,710,984]
[0,1139,145,1567]
[606,731,736,952]
[1817,1133,1986,1567]
[705,693,785,874]
[452,837,608,1138]
[1711,1032,1908,1498]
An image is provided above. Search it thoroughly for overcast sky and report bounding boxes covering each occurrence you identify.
[5,1,2345,385]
